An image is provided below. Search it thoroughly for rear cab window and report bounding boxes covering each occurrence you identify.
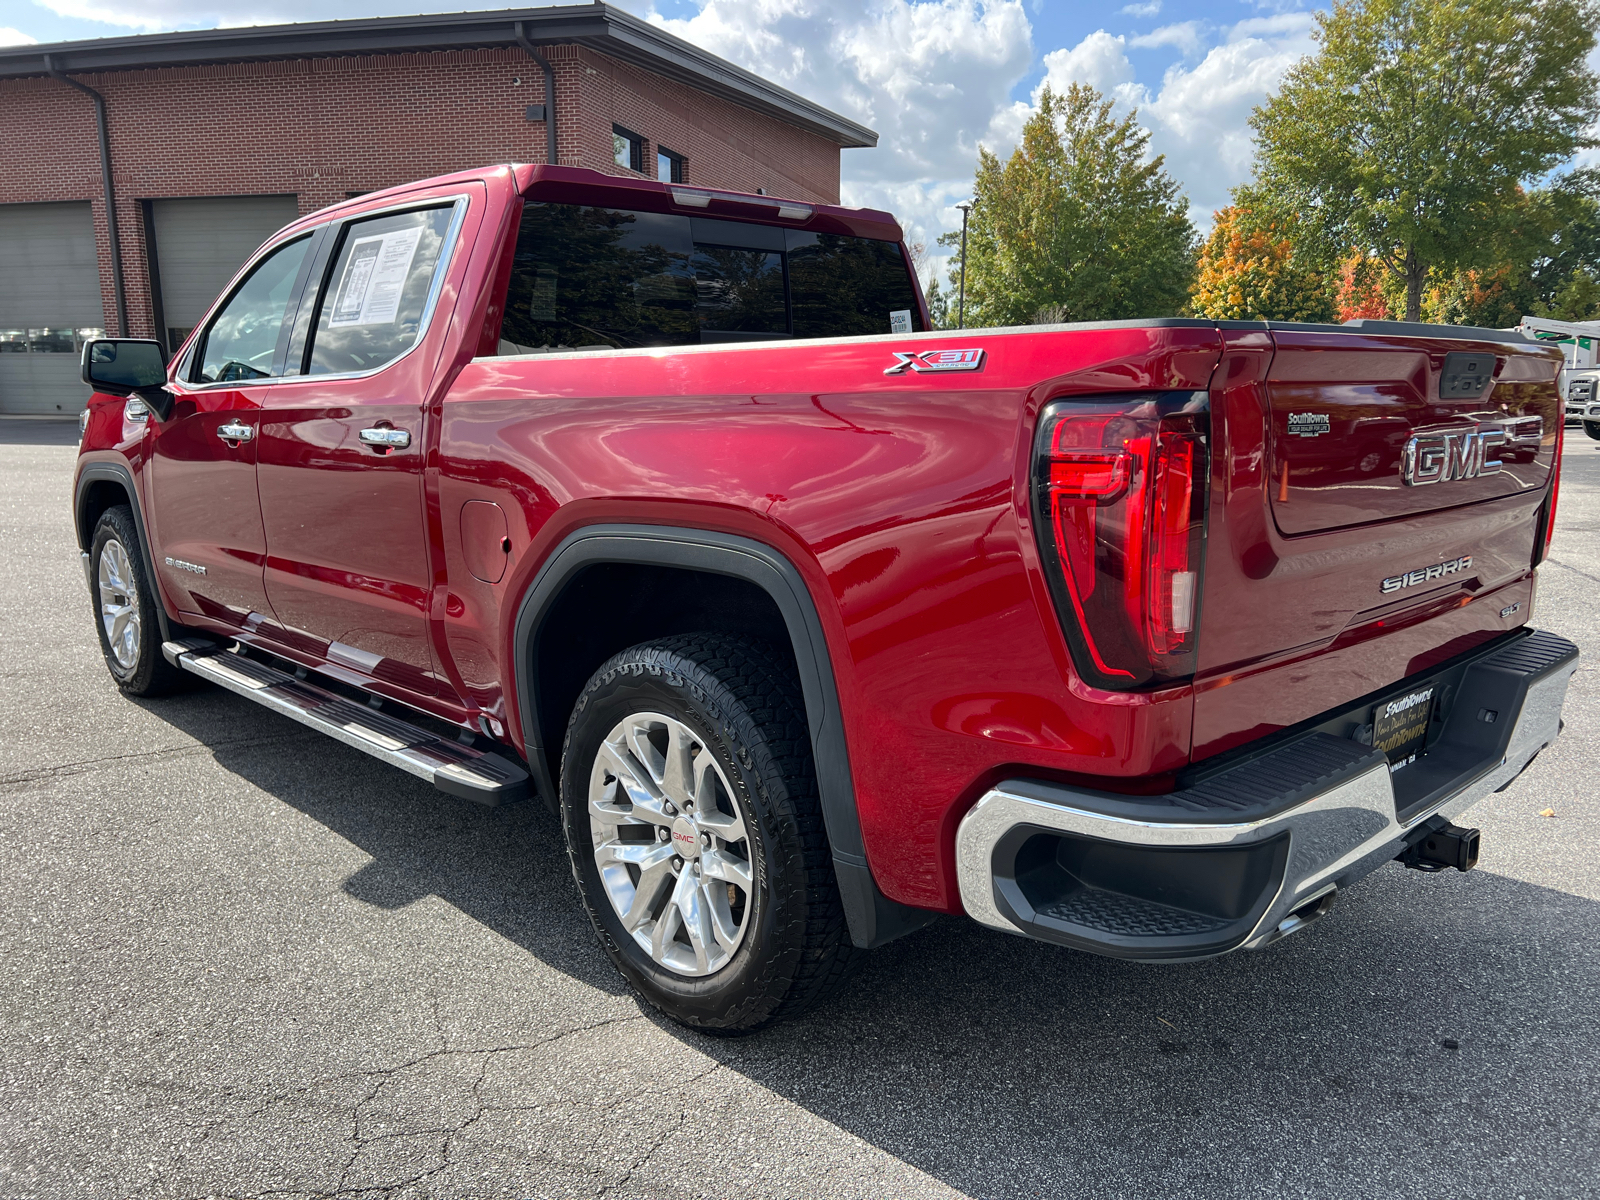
[498,202,922,354]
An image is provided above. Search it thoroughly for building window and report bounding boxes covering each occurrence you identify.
[0,326,105,354]
[612,125,644,174]
[656,148,685,184]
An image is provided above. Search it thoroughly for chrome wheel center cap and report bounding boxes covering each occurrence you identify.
[670,818,700,860]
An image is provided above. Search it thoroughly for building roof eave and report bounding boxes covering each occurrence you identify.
[0,2,879,149]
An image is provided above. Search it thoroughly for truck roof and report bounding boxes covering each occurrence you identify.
[301,163,905,243]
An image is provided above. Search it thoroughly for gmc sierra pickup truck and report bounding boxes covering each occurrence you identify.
[74,164,1578,1032]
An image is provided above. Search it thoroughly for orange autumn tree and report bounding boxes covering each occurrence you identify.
[1334,249,1393,320]
[1191,206,1336,321]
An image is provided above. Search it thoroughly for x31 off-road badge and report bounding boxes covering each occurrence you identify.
[883,347,986,376]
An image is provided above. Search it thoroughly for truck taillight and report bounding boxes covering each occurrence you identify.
[1032,393,1209,690]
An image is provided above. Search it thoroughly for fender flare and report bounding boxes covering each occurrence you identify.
[510,524,935,949]
[75,460,175,643]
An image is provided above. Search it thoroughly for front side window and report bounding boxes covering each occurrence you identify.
[306,204,454,376]
[498,203,923,353]
[192,234,311,384]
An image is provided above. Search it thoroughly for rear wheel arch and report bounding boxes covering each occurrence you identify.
[509,524,935,950]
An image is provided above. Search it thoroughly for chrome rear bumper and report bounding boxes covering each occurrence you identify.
[955,630,1577,961]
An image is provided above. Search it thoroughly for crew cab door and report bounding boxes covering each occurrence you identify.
[254,193,472,698]
[149,230,318,627]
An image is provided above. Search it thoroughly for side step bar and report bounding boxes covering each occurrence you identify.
[162,639,530,806]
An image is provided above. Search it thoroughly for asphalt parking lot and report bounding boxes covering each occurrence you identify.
[2,417,1597,1200]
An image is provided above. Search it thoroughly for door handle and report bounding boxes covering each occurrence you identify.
[217,422,254,443]
[359,427,411,449]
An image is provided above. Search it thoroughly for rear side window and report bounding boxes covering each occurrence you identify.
[305,204,455,376]
[789,233,922,338]
[498,202,922,353]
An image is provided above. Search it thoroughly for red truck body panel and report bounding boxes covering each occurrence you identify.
[75,164,1566,918]
[439,321,1221,909]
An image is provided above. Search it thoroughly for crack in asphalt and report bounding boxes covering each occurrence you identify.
[0,731,317,789]
[176,1014,654,1200]
[596,1061,725,1198]
[1546,554,1600,589]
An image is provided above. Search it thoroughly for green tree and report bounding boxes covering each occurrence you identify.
[1191,204,1336,321]
[924,275,952,328]
[1250,0,1600,321]
[1422,263,1535,326]
[1524,169,1600,314]
[1535,265,1600,320]
[948,83,1196,327]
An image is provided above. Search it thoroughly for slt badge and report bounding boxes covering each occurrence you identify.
[884,347,986,376]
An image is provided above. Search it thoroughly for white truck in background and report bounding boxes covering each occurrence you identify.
[1519,315,1600,439]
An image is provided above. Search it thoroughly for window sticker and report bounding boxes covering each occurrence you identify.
[530,269,557,321]
[889,308,912,334]
[329,226,424,327]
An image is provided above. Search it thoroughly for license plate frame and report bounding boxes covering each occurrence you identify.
[1371,680,1439,770]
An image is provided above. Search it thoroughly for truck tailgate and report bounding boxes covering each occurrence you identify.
[1192,325,1562,761]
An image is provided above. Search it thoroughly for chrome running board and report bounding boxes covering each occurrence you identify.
[161,638,529,806]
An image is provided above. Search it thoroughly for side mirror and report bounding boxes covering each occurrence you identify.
[82,339,174,419]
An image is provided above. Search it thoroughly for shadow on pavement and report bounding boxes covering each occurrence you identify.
[134,671,1600,1199]
[0,417,81,446]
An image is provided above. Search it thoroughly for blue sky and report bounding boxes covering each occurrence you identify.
[0,0,1333,277]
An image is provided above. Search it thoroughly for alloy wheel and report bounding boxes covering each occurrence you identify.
[98,539,141,670]
[587,711,754,977]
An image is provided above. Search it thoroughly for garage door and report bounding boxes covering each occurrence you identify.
[0,201,103,416]
[151,195,300,351]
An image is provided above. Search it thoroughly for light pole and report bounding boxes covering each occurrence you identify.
[956,202,971,329]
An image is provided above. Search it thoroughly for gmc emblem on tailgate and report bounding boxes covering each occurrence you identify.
[1399,417,1542,486]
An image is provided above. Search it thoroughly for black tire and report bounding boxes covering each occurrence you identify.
[1584,421,1600,441]
[88,506,184,697]
[560,633,856,1033]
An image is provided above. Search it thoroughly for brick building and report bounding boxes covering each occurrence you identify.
[0,3,875,413]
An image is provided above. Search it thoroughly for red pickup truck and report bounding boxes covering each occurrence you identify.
[74,163,1578,1032]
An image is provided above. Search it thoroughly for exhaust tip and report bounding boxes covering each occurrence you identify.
[1269,887,1337,943]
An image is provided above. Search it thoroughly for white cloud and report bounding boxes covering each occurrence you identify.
[35,0,266,28]
[0,27,40,44]
[1037,30,1140,102]
[1129,20,1205,57]
[1026,18,1315,226]
[645,0,1032,186]
[1229,12,1319,40]
[1120,0,1161,15]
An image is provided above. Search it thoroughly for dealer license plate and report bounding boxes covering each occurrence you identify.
[1371,681,1437,771]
